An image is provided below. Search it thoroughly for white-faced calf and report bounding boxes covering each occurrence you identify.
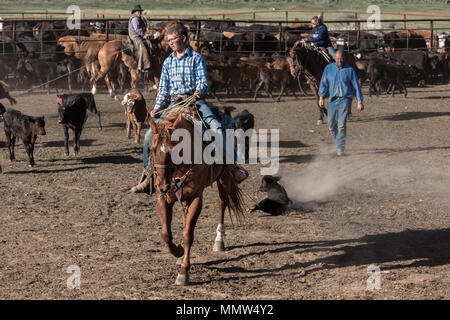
[121,89,148,143]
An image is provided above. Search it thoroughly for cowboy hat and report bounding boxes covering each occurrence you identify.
[131,4,144,14]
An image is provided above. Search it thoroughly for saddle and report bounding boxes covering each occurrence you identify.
[122,37,155,59]
[317,46,333,63]
[150,102,238,185]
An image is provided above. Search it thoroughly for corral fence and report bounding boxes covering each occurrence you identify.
[1,13,450,59]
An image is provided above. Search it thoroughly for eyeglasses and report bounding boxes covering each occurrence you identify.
[166,36,181,44]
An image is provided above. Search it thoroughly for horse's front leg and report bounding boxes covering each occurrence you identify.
[156,194,184,258]
[176,195,203,286]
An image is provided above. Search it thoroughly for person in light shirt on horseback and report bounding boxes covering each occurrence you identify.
[131,22,248,194]
[303,15,336,60]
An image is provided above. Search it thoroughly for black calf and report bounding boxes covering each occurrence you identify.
[2,107,46,167]
[251,175,292,215]
[57,93,101,156]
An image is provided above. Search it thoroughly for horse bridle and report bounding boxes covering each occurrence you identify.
[291,47,320,90]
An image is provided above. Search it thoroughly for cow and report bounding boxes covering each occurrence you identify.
[16,57,66,94]
[1,107,46,167]
[253,67,297,102]
[251,175,292,215]
[0,80,16,105]
[387,50,429,86]
[56,93,102,156]
[0,102,3,173]
[121,89,148,143]
[369,62,410,97]
[233,109,255,163]
[383,30,427,51]
[429,53,449,84]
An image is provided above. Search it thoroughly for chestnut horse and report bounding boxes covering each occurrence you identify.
[148,110,246,285]
[287,41,357,125]
[90,40,142,99]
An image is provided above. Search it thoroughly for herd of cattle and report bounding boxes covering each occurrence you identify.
[0,19,449,99]
[0,18,450,174]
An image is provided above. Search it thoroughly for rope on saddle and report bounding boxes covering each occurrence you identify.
[154,94,208,129]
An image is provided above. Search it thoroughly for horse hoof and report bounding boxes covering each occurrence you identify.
[175,273,189,286]
[213,241,225,252]
[317,119,324,125]
[175,245,185,258]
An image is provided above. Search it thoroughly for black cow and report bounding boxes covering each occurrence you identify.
[429,53,449,84]
[369,62,410,97]
[233,109,255,162]
[387,50,429,86]
[0,103,4,172]
[1,107,46,167]
[57,93,102,156]
[16,57,66,94]
[251,175,292,215]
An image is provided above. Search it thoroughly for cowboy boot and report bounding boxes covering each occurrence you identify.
[131,170,154,194]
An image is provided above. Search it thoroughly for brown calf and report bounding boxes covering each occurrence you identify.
[0,80,17,105]
[121,89,148,143]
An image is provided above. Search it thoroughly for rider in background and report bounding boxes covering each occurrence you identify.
[128,4,151,72]
[303,15,336,60]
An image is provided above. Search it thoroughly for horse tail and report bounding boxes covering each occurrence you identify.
[226,172,247,224]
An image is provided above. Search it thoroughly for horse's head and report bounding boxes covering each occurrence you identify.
[288,41,329,78]
[148,112,185,194]
[287,41,307,77]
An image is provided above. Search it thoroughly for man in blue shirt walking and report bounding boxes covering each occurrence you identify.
[131,22,248,193]
[318,50,364,156]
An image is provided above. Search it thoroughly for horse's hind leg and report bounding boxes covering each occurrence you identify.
[214,176,230,252]
[176,196,203,286]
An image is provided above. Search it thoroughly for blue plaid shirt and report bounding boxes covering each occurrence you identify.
[154,46,208,110]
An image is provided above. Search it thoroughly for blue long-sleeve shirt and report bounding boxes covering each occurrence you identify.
[318,63,363,104]
[307,25,332,48]
[155,46,208,110]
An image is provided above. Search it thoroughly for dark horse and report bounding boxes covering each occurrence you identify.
[147,110,246,285]
[287,41,357,125]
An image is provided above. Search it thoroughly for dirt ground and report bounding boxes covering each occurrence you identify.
[0,83,449,300]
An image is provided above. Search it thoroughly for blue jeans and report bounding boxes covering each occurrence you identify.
[326,46,336,59]
[327,97,351,150]
[142,99,235,169]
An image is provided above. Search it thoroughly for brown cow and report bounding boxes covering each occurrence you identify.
[121,89,148,143]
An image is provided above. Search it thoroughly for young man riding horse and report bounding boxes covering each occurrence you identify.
[128,4,151,72]
[131,22,248,193]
